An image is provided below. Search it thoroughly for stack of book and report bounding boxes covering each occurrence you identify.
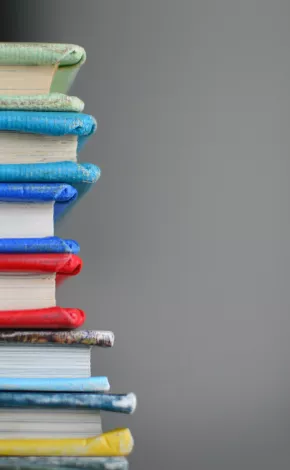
[0,43,135,470]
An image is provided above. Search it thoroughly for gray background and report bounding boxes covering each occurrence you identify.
[3,0,290,468]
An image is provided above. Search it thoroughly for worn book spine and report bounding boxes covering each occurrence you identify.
[0,94,84,112]
[0,392,136,413]
[0,238,80,254]
[0,329,114,346]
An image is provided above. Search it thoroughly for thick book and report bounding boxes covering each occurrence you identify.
[0,393,136,439]
[0,330,114,378]
[0,456,129,470]
[0,428,133,456]
[0,111,96,163]
[0,253,82,310]
[0,392,137,414]
[0,162,100,203]
[0,93,84,111]
[0,43,86,94]
[0,307,85,329]
[0,237,80,254]
[0,378,110,393]
[0,183,78,236]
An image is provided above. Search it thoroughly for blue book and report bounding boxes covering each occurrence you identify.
[0,161,100,203]
[0,111,96,154]
[0,378,110,393]
[0,183,78,239]
[0,392,137,414]
[0,457,129,470]
[0,237,79,254]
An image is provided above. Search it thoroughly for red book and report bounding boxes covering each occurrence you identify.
[0,254,84,329]
[0,307,85,329]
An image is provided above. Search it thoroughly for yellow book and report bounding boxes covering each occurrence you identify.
[0,428,133,457]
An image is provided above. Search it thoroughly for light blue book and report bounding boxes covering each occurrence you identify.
[0,378,110,393]
[0,111,96,153]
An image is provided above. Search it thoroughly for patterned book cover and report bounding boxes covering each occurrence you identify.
[0,392,136,413]
[0,330,114,346]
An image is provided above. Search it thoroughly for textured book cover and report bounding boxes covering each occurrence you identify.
[0,456,128,470]
[0,43,86,93]
[0,93,84,112]
[0,307,85,329]
[0,377,110,393]
[0,111,96,151]
[0,428,133,456]
[0,162,100,204]
[0,253,82,278]
[0,330,114,347]
[0,237,80,254]
[0,183,77,220]
[0,392,137,414]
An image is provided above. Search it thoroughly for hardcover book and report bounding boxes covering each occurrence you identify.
[0,330,114,380]
[0,237,80,254]
[0,43,86,94]
[0,253,82,310]
[0,183,78,235]
[0,111,96,163]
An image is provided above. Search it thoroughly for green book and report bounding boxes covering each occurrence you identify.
[0,43,86,94]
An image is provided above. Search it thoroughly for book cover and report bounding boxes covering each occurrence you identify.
[0,183,77,220]
[0,253,82,277]
[0,377,110,393]
[0,428,133,456]
[0,111,96,151]
[0,330,114,346]
[0,392,137,414]
[0,43,86,93]
[0,237,80,254]
[0,94,84,112]
[0,307,85,329]
[0,456,129,470]
[0,162,100,203]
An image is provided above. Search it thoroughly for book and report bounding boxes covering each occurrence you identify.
[0,428,134,456]
[0,237,80,254]
[0,391,137,413]
[0,307,85,329]
[0,378,110,393]
[0,161,100,203]
[0,456,129,470]
[0,253,81,310]
[0,111,96,163]
[0,330,114,379]
[0,183,78,236]
[0,393,136,439]
[0,93,84,112]
[0,43,86,95]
